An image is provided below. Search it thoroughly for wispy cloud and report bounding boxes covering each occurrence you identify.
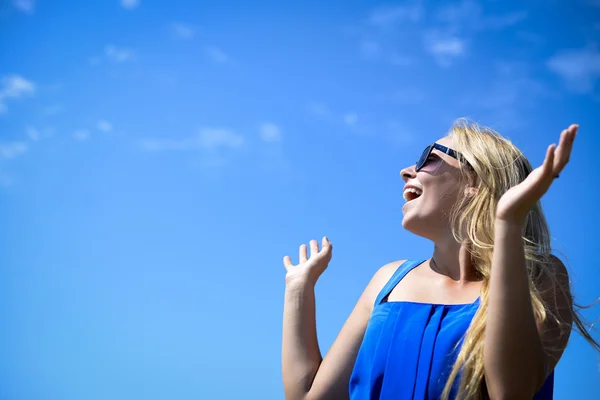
[97,119,113,133]
[140,128,244,153]
[434,0,526,31]
[26,125,39,141]
[424,36,467,67]
[343,113,358,127]
[259,123,282,142]
[205,47,230,64]
[0,74,35,114]
[105,45,136,63]
[0,142,28,159]
[73,129,90,141]
[547,48,600,94]
[368,2,423,27]
[13,0,34,14]
[309,103,365,132]
[171,22,196,40]
[460,61,552,131]
[25,125,55,141]
[363,1,526,68]
[120,0,139,10]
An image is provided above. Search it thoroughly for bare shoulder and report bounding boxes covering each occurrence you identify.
[360,260,406,311]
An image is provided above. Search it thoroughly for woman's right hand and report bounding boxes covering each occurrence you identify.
[283,237,333,287]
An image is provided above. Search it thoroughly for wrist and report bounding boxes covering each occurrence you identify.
[285,275,317,291]
[494,217,526,235]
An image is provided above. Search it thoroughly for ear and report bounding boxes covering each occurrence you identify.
[464,186,478,198]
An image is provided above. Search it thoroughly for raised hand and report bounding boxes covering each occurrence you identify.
[283,237,333,286]
[496,124,578,225]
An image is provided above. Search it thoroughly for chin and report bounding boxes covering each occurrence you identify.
[401,212,440,241]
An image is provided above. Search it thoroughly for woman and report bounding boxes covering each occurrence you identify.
[281,120,599,399]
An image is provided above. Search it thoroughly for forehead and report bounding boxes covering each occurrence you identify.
[434,135,455,148]
[430,135,460,168]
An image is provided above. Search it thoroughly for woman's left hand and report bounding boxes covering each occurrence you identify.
[495,124,578,225]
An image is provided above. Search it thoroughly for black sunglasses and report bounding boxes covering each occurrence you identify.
[415,143,472,172]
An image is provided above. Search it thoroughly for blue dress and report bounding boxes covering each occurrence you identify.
[349,260,554,399]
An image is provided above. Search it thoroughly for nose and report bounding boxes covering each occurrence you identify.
[400,164,417,182]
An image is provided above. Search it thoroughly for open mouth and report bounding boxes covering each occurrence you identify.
[403,188,423,202]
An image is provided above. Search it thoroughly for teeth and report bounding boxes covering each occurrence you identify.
[403,188,423,202]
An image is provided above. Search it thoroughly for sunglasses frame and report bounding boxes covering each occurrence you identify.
[415,143,472,172]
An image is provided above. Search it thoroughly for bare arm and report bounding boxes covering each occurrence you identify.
[486,125,576,399]
[281,237,399,400]
[484,221,572,399]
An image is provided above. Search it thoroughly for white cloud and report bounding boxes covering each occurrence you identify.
[120,0,139,10]
[13,0,34,14]
[26,125,40,141]
[140,128,244,152]
[548,48,600,93]
[97,119,113,132]
[434,0,526,31]
[105,45,136,63]
[0,74,36,114]
[368,2,423,27]
[481,12,527,30]
[435,0,482,26]
[426,37,465,56]
[25,125,55,141]
[206,47,230,64]
[172,22,195,40]
[259,123,282,142]
[73,129,90,141]
[198,128,244,151]
[425,36,466,67]
[343,113,358,127]
[0,142,28,159]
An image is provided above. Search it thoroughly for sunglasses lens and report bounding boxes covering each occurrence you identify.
[416,146,431,170]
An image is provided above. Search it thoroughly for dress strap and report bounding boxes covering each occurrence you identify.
[374,259,427,306]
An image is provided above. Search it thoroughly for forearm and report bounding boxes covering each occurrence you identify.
[282,280,323,400]
[485,220,546,399]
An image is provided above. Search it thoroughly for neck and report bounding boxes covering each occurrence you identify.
[431,237,481,283]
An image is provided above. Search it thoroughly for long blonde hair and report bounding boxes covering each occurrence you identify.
[439,119,599,399]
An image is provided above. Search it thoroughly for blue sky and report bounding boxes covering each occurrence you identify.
[1,0,599,399]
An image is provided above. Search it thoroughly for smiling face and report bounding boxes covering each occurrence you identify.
[400,135,468,241]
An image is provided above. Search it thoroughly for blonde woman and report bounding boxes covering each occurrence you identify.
[281,120,598,399]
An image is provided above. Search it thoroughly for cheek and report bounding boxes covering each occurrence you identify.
[418,160,444,174]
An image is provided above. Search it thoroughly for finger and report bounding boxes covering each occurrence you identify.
[322,236,333,256]
[554,125,577,172]
[299,244,308,263]
[309,239,320,258]
[543,144,556,179]
[283,255,293,271]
